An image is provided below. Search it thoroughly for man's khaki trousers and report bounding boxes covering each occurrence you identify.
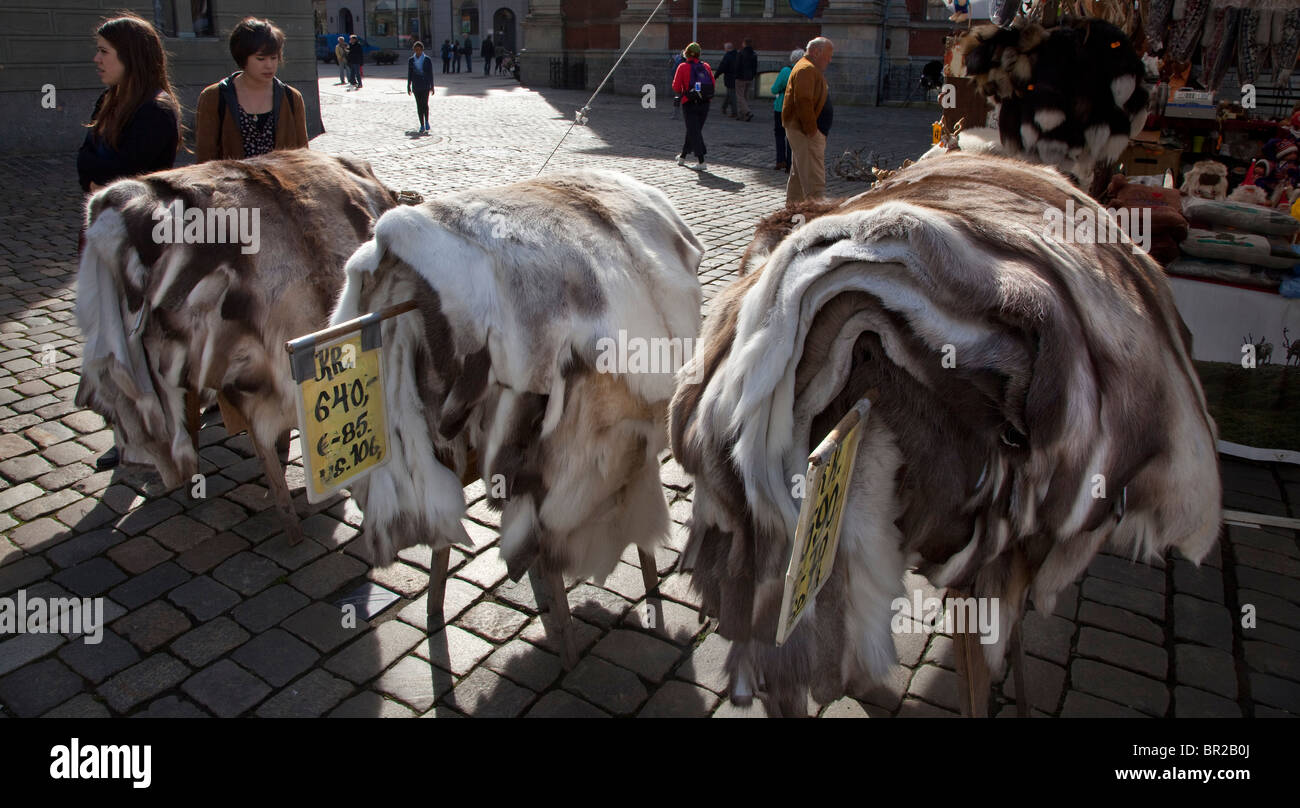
[785,125,826,205]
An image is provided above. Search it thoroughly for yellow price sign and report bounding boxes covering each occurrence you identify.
[291,332,391,502]
[775,399,871,645]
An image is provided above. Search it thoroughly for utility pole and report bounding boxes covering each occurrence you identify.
[693,0,698,43]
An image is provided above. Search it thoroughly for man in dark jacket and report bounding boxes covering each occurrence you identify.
[714,42,738,117]
[735,38,758,121]
[462,37,473,73]
[481,37,495,76]
[440,40,452,73]
[347,35,364,88]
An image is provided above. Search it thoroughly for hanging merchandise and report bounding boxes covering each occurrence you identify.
[1276,8,1300,85]
[1201,6,1240,93]
[1170,0,1210,63]
[1146,0,1174,54]
[1238,6,1261,86]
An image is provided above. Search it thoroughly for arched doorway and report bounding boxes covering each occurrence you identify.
[493,8,515,51]
[339,7,354,36]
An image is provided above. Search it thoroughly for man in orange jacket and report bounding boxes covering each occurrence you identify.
[781,37,833,205]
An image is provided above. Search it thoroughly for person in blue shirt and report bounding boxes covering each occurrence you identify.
[407,42,435,132]
[770,48,802,172]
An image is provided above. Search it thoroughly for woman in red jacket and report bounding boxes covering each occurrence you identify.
[671,42,714,172]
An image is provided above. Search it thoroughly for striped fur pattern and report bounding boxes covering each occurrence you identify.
[669,153,1221,715]
[76,150,397,538]
[950,17,1149,189]
[333,170,703,576]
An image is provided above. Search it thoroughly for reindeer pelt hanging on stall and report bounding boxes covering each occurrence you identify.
[669,152,1221,716]
[949,17,1149,190]
[76,150,398,540]
[333,170,703,577]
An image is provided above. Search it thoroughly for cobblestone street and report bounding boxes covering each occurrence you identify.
[0,64,1297,718]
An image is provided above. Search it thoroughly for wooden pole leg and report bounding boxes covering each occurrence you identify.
[543,567,578,670]
[637,547,664,630]
[426,547,451,633]
[1011,615,1030,718]
[950,587,991,717]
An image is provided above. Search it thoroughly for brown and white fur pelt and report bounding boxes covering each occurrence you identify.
[669,152,1221,716]
[76,150,397,541]
[950,17,1149,190]
[1181,160,1229,201]
[333,170,703,577]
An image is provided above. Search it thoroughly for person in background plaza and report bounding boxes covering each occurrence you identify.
[441,39,452,73]
[496,47,505,74]
[347,33,365,88]
[714,41,738,117]
[672,42,714,171]
[463,37,473,72]
[481,36,495,76]
[770,47,802,172]
[782,36,833,204]
[195,17,309,162]
[77,12,182,470]
[408,41,435,133]
[670,51,684,120]
[735,37,758,122]
[334,36,348,84]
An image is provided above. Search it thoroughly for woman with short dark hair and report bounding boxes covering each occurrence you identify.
[194,17,309,162]
[77,12,183,470]
[407,42,435,133]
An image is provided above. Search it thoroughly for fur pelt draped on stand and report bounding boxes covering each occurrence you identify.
[949,17,1149,190]
[333,170,703,577]
[75,150,397,492]
[669,153,1221,716]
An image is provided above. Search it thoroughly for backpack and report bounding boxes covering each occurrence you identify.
[685,61,714,103]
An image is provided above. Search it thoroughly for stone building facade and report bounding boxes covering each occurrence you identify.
[0,0,322,156]
[520,0,974,106]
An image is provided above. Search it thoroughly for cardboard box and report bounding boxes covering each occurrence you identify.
[1120,141,1181,178]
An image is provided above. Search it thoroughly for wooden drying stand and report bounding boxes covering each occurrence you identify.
[424,466,664,670]
[271,299,662,669]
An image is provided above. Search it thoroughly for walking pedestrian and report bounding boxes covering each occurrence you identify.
[670,52,684,120]
[736,37,758,122]
[335,36,348,84]
[782,37,833,204]
[347,33,364,88]
[671,42,714,171]
[77,12,183,471]
[462,37,473,72]
[408,41,435,133]
[714,42,738,117]
[495,49,505,74]
[194,17,309,162]
[481,37,495,76]
[441,39,452,73]
[451,38,460,73]
[770,48,801,171]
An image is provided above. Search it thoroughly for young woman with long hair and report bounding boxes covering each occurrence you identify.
[77,13,182,470]
[77,13,181,193]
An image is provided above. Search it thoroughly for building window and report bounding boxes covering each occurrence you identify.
[732,0,765,16]
[926,0,954,21]
[460,3,479,36]
[154,0,215,38]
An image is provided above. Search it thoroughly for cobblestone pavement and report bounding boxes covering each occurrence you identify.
[0,65,1297,718]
